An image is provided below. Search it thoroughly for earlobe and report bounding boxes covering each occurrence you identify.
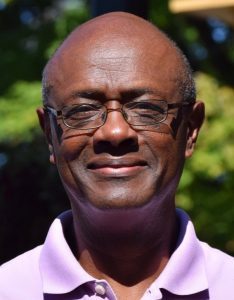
[185,101,205,158]
[36,107,56,164]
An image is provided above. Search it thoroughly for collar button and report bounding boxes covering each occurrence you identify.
[95,283,106,296]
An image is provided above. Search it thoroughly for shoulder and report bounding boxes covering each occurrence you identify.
[201,241,234,275]
[176,210,234,297]
[0,246,43,300]
[201,241,234,298]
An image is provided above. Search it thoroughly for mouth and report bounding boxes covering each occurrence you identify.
[87,157,148,177]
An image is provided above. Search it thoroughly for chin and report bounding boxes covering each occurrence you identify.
[80,185,159,210]
[64,170,169,211]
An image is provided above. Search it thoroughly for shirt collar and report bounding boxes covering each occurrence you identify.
[151,209,208,296]
[39,210,95,294]
[40,209,208,296]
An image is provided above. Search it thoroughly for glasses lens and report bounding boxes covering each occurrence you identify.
[124,100,167,126]
[62,104,104,129]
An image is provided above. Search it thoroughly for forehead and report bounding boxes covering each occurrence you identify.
[46,17,183,104]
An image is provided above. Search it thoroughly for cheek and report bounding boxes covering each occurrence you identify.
[51,123,92,162]
[59,136,90,162]
[51,129,91,184]
[141,130,186,177]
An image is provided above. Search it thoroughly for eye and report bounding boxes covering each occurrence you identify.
[63,104,102,119]
[125,101,166,115]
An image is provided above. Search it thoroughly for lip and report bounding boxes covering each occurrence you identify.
[87,157,148,177]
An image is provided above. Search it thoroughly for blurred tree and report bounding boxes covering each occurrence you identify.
[0,0,234,264]
[177,73,234,253]
[90,0,148,19]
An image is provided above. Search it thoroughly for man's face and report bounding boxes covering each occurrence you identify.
[44,30,192,211]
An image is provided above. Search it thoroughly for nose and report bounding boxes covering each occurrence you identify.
[93,105,138,152]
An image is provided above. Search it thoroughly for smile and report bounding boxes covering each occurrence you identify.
[87,158,148,177]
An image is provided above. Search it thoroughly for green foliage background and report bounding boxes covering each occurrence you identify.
[0,0,234,263]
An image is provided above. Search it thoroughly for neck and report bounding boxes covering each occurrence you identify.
[71,200,178,299]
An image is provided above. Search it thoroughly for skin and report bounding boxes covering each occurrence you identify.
[37,12,205,299]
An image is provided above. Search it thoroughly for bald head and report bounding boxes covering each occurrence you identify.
[42,12,195,105]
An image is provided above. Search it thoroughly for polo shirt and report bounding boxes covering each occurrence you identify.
[0,209,233,299]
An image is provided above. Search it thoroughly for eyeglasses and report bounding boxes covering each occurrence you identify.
[44,99,194,130]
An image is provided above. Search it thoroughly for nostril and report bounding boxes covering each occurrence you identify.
[94,138,139,155]
[121,138,138,151]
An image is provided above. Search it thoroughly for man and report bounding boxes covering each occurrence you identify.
[0,12,233,300]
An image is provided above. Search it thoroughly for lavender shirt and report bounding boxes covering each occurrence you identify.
[1,209,233,299]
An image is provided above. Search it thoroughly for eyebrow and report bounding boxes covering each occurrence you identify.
[69,88,164,101]
[122,88,164,99]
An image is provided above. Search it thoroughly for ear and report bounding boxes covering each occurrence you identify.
[185,101,205,158]
[36,107,56,164]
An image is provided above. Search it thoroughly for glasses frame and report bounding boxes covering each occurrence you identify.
[44,99,195,130]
